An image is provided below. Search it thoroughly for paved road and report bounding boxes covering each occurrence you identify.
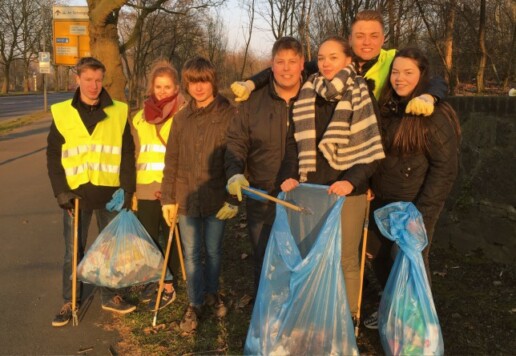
[0,116,122,354]
[0,92,74,121]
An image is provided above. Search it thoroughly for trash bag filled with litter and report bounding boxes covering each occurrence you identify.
[375,202,444,356]
[245,183,359,356]
[77,209,172,288]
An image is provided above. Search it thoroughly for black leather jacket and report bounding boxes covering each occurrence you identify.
[371,101,459,236]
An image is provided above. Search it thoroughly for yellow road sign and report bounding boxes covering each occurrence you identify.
[53,20,91,66]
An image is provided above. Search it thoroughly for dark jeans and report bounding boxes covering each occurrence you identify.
[178,214,226,307]
[62,207,118,304]
[136,199,179,282]
[246,199,274,295]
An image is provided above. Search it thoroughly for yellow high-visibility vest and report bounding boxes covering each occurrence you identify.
[132,110,172,184]
[51,99,128,189]
[364,49,397,99]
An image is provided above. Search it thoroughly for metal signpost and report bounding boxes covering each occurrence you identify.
[38,52,51,112]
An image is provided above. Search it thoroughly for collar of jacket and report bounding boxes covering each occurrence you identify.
[71,87,114,111]
[354,54,380,76]
[184,94,230,117]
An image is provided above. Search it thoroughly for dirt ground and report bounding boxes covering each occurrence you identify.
[114,208,516,355]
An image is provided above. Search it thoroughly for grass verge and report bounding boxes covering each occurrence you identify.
[0,111,49,135]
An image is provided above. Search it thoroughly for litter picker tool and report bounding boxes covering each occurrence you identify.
[71,198,80,326]
[152,204,179,327]
[355,189,373,337]
[241,186,311,214]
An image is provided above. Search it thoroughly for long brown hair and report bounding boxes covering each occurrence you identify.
[379,48,460,154]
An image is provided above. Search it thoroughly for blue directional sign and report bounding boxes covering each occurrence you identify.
[56,38,69,43]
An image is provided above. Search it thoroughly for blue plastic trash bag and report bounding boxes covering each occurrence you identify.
[105,188,125,212]
[77,209,172,288]
[374,202,444,356]
[244,183,359,356]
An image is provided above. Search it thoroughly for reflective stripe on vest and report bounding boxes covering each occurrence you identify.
[364,49,397,100]
[132,110,172,184]
[51,99,128,189]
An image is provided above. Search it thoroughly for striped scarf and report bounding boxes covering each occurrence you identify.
[292,63,385,182]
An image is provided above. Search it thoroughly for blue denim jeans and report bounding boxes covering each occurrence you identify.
[178,214,226,307]
[62,207,118,304]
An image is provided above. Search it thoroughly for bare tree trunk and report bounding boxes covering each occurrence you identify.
[2,64,10,94]
[502,21,516,90]
[476,0,486,93]
[387,0,395,48]
[240,0,255,78]
[88,0,128,102]
[444,0,456,94]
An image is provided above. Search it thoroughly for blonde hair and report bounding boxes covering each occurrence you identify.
[147,59,179,96]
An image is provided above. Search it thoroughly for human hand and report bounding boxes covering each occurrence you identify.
[227,174,250,201]
[328,180,354,196]
[56,191,80,210]
[231,80,255,102]
[215,202,238,220]
[123,192,134,210]
[280,178,299,192]
[405,94,435,116]
[162,204,179,226]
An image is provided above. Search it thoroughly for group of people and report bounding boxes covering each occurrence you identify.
[47,8,460,341]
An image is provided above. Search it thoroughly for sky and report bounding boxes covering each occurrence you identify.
[67,0,273,57]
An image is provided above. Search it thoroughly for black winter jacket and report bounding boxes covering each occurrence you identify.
[278,94,378,195]
[161,95,237,217]
[371,102,459,236]
[46,88,135,210]
[225,76,297,193]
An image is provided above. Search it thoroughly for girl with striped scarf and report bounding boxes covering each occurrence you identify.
[279,36,384,320]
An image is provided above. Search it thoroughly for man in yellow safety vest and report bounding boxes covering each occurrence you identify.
[46,57,136,327]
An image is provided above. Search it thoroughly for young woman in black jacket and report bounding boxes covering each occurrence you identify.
[364,48,460,329]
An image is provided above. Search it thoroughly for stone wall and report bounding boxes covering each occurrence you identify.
[434,96,515,264]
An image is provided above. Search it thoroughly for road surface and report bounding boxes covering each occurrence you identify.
[0,92,74,121]
[0,115,124,354]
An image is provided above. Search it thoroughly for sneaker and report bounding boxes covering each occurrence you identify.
[148,289,177,310]
[139,283,158,303]
[180,305,201,333]
[101,295,136,314]
[364,311,378,329]
[205,293,228,318]
[52,302,78,327]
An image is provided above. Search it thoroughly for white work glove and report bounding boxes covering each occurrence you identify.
[215,202,238,220]
[162,204,178,227]
[405,94,435,116]
[231,80,255,102]
[227,174,250,202]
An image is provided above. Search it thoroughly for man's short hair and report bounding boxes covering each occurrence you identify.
[271,37,303,58]
[352,9,385,31]
[75,57,106,75]
[181,56,218,96]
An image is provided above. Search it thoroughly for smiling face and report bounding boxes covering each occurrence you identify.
[317,40,352,80]
[349,20,385,63]
[271,49,304,92]
[390,56,421,98]
[153,75,178,101]
[76,68,104,105]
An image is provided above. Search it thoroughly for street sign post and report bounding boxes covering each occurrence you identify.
[38,52,51,111]
[52,6,90,66]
